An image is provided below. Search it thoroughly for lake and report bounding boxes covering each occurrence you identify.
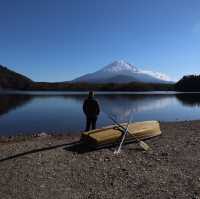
[0,91,200,136]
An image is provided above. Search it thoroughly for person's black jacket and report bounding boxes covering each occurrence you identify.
[83,97,100,118]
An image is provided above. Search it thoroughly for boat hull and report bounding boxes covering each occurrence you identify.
[81,121,161,147]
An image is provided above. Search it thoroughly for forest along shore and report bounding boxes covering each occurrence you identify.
[0,121,200,199]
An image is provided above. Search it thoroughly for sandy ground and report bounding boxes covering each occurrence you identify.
[0,121,200,199]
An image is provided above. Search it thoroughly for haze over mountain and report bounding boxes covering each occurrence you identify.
[72,60,172,84]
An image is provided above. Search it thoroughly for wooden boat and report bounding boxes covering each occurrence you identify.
[81,121,161,147]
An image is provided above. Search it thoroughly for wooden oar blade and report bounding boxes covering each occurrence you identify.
[139,141,150,151]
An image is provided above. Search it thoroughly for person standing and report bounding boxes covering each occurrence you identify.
[83,91,100,131]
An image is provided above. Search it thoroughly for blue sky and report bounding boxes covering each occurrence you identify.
[0,0,200,82]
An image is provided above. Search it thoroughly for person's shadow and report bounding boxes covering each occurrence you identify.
[0,136,143,163]
[0,140,119,163]
[0,140,80,163]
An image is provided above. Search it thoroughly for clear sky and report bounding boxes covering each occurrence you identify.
[0,0,200,82]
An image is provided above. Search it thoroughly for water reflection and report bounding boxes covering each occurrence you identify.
[98,95,174,121]
[176,93,200,107]
[62,94,174,121]
[0,94,33,116]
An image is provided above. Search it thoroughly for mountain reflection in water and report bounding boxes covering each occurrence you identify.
[98,95,174,121]
[0,94,33,117]
[176,93,200,107]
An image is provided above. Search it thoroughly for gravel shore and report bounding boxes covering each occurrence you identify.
[0,121,200,199]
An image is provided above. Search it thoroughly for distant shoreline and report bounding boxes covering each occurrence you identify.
[2,90,200,94]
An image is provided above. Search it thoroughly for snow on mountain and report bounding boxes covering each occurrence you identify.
[72,60,172,84]
[101,60,138,73]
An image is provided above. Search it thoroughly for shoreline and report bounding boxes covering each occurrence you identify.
[0,120,200,143]
[2,90,200,94]
[1,120,200,198]
[0,132,80,144]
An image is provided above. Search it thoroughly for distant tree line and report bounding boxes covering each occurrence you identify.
[0,65,32,90]
[175,75,200,91]
[28,82,174,91]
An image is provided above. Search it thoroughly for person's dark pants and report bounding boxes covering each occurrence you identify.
[85,116,97,131]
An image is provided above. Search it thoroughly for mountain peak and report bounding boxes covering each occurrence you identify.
[72,60,172,84]
[102,60,138,73]
[112,60,129,65]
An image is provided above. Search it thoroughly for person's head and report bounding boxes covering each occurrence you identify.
[88,91,94,98]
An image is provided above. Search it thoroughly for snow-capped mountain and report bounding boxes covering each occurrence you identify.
[72,60,172,84]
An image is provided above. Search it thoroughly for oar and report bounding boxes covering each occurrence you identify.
[114,113,132,154]
[108,115,150,151]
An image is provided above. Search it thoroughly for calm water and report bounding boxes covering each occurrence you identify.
[0,91,200,136]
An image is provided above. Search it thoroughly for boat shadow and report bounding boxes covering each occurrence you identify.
[63,142,118,154]
[64,139,143,154]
